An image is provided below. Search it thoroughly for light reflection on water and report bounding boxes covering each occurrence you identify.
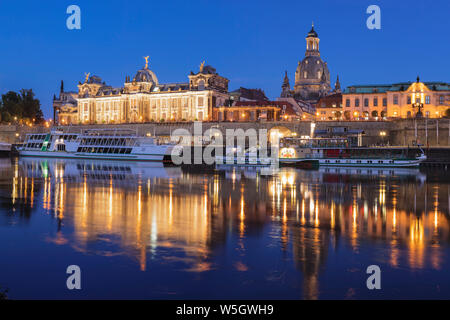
[0,157,450,299]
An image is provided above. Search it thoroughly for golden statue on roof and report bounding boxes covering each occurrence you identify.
[144,56,149,69]
[200,60,205,72]
[84,72,90,83]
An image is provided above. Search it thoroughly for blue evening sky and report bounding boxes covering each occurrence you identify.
[0,0,448,118]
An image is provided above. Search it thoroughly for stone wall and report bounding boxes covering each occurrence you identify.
[2,119,450,147]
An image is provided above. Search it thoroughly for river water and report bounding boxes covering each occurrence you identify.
[0,157,449,299]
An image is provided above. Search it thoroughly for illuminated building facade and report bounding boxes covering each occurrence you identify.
[54,60,230,124]
[53,81,78,125]
[342,77,450,120]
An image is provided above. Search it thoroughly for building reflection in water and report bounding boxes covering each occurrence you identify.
[1,158,450,299]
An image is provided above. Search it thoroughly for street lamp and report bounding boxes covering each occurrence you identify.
[412,101,424,118]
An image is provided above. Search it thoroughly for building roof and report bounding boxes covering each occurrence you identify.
[230,87,268,101]
[233,100,299,115]
[344,81,450,94]
[317,93,342,108]
[307,24,318,38]
[155,83,190,92]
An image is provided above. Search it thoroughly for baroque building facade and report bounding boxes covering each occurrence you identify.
[342,77,450,120]
[54,60,230,124]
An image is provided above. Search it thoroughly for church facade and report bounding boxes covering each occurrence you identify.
[54,60,230,125]
[281,24,333,104]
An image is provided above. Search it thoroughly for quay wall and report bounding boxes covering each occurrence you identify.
[2,119,450,147]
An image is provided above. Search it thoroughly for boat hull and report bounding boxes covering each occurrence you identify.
[309,157,423,168]
[19,150,169,162]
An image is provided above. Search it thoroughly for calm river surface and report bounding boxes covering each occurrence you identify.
[0,157,449,299]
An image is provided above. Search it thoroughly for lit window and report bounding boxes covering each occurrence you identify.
[393,95,398,105]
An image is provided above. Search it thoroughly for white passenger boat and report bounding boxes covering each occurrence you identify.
[279,138,427,168]
[18,129,181,163]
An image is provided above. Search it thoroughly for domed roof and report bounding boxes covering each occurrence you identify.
[307,24,318,38]
[296,55,329,82]
[133,67,158,84]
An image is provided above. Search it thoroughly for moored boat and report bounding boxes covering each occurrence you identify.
[18,129,181,163]
[279,137,427,168]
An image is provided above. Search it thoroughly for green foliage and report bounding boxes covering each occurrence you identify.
[0,287,8,300]
[344,111,351,120]
[445,108,450,118]
[0,89,44,123]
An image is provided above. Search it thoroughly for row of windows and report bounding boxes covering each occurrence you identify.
[76,164,132,172]
[83,96,208,111]
[80,138,132,146]
[345,95,445,107]
[323,159,394,164]
[77,147,133,154]
[346,98,387,107]
[25,143,43,149]
[27,134,47,141]
[55,135,78,141]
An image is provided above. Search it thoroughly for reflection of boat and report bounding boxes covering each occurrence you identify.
[0,142,11,156]
[18,129,181,162]
[318,166,426,181]
[18,157,182,181]
[280,137,427,168]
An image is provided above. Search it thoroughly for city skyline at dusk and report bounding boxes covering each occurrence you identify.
[0,0,449,118]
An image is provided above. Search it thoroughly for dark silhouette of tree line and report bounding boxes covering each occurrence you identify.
[0,89,44,124]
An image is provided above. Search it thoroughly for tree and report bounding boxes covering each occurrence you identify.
[0,89,44,123]
[0,287,7,300]
[344,111,351,120]
[335,111,342,119]
[445,108,450,118]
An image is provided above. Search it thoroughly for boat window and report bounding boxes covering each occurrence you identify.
[125,148,132,154]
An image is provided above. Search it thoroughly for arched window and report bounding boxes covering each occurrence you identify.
[198,80,205,90]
